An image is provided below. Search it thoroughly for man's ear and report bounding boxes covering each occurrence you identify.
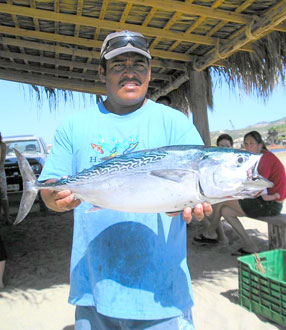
[98,66,106,83]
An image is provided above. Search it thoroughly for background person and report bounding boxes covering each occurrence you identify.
[156,95,171,106]
[40,30,212,330]
[0,132,9,224]
[195,131,286,255]
[216,133,233,148]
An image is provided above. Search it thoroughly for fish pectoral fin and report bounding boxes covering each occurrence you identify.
[85,206,103,213]
[150,169,197,183]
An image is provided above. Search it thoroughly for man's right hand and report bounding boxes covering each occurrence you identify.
[40,179,81,212]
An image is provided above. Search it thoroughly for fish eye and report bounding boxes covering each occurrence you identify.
[236,155,246,166]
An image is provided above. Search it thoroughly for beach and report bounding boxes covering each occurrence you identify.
[0,152,285,330]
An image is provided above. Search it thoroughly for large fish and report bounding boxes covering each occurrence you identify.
[14,145,272,225]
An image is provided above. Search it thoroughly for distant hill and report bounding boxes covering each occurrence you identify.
[210,117,286,146]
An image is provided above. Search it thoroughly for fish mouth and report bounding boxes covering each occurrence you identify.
[244,161,273,189]
[244,173,273,189]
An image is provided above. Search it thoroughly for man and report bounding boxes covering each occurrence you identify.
[40,30,211,329]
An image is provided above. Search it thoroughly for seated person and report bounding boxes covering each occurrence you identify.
[194,131,286,255]
[216,133,233,148]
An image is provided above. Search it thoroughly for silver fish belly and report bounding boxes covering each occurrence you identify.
[13,145,273,224]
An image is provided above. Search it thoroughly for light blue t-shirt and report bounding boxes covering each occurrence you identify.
[39,99,203,320]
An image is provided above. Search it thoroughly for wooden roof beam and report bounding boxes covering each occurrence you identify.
[273,21,286,32]
[150,71,189,101]
[117,0,251,24]
[1,36,97,61]
[0,58,98,81]
[149,11,183,50]
[84,0,109,74]
[0,66,160,93]
[5,0,29,66]
[0,4,251,50]
[187,0,255,54]
[195,1,286,71]
[0,69,107,94]
[94,0,109,40]
[70,0,85,71]
[1,36,186,71]
[0,49,97,71]
[0,52,170,81]
[0,26,194,62]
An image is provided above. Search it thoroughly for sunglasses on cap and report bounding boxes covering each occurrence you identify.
[101,35,149,59]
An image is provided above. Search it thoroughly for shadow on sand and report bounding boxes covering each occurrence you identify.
[1,206,73,294]
[187,219,270,282]
[1,205,270,300]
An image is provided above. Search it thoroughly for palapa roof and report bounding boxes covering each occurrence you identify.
[0,0,286,99]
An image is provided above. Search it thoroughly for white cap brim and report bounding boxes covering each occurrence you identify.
[104,43,151,60]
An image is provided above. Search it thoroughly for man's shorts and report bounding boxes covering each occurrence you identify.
[75,305,195,330]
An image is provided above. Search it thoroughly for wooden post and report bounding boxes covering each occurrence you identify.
[268,223,286,249]
[188,70,211,146]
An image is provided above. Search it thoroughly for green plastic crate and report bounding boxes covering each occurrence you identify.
[238,249,286,327]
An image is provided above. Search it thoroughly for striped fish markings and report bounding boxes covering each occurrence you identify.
[13,145,273,224]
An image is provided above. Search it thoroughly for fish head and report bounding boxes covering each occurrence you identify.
[197,148,273,200]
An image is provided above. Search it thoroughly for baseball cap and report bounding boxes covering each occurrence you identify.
[100,30,151,61]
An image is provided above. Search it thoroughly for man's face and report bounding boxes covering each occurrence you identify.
[99,53,151,107]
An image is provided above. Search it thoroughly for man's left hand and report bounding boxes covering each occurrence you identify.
[166,202,212,224]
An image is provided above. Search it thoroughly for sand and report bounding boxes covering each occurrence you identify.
[0,152,285,330]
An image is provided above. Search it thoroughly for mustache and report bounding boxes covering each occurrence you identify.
[119,77,142,85]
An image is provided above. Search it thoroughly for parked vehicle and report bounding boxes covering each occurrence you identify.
[3,135,49,212]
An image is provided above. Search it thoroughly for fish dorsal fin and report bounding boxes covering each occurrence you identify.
[150,169,197,183]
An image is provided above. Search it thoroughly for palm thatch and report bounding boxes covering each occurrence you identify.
[157,29,286,106]
[214,31,286,99]
[160,29,286,144]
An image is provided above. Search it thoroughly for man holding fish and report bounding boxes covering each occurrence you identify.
[8,30,263,329]
[37,30,213,329]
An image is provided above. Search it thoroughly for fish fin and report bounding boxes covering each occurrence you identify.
[150,169,197,183]
[14,149,38,225]
[86,206,103,213]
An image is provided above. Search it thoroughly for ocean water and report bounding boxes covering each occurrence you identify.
[271,148,286,153]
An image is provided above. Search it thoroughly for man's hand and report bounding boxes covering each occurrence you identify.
[40,179,81,212]
[166,202,212,224]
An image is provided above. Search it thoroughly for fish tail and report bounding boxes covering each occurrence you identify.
[14,149,39,225]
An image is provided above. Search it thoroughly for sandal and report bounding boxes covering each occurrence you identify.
[231,248,252,256]
[193,234,218,244]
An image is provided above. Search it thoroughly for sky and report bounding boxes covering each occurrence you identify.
[1,79,285,145]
